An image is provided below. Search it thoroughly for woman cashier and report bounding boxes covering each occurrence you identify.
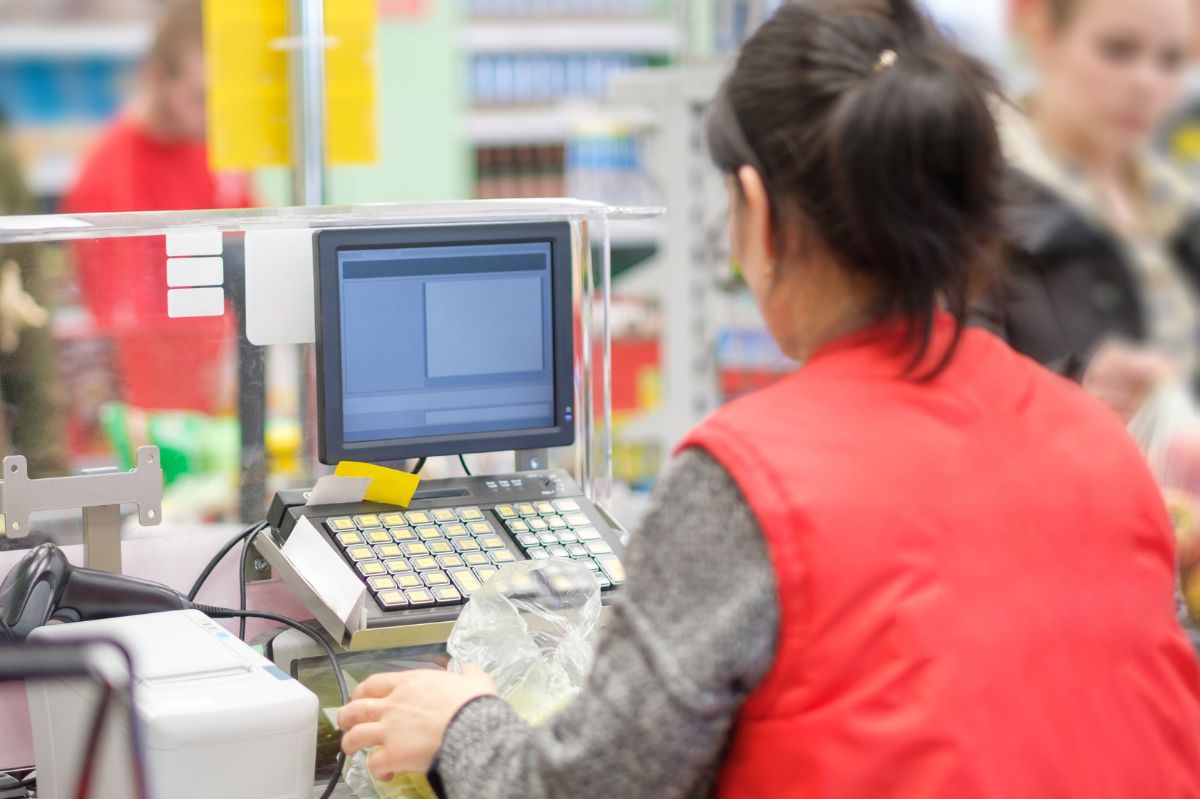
[338,1,1200,796]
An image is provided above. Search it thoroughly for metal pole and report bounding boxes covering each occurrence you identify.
[289,0,328,207]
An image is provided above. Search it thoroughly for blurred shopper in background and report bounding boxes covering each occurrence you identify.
[990,0,1199,422]
[62,0,250,415]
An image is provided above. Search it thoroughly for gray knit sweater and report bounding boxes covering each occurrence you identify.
[432,448,778,799]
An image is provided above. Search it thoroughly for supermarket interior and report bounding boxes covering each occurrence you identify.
[2,0,1200,797]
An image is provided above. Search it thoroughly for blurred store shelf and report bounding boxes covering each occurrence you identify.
[0,23,150,57]
[463,19,679,54]
[466,103,658,145]
[607,217,664,248]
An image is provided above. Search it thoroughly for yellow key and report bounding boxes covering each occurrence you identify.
[458,507,484,522]
[516,503,537,516]
[384,558,412,574]
[380,513,407,528]
[553,499,580,513]
[585,541,613,556]
[422,571,451,587]
[468,521,494,536]
[411,556,439,571]
[443,523,470,538]
[437,554,465,569]
[395,574,423,589]
[564,513,590,528]
[377,590,407,608]
[462,552,490,567]
[575,527,601,542]
[354,514,382,529]
[368,576,397,592]
[405,511,432,526]
[375,544,403,559]
[417,526,443,541]
[433,586,462,603]
[406,589,435,605]
[366,530,392,545]
[448,568,482,595]
[494,504,518,519]
[489,550,516,564]
[431,508,457,523]
[347,546,375,561]
[527,518,549,532]
[402,543,430,558]
[478,536,505,550]
[475,566,498,583]
[596,555,626,585]
[357,561,386,576]
[507,519,530,534]
[328,518,356,532]
[534,501,555,515]
[336,532,364,546]
[428,540,454,555]
[390,527,417,542]
[454,538,481,552]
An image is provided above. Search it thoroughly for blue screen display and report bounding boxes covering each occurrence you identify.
[338,241,556,444]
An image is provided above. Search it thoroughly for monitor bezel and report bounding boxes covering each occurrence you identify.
[314,222,576,465]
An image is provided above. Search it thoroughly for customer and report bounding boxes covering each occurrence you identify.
[64,0,250,414]
[338,2,1200,797]
[992,0,1200,421]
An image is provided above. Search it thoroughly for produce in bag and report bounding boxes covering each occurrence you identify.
[345,558,604,798]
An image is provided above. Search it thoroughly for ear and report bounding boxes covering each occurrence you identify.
[736,165,777,265]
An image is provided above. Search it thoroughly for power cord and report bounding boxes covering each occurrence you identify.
[458,453,472,477]
[186,520,268,602]
[193,605,348,799]
[236,526,266,640]
[411,457,427,475]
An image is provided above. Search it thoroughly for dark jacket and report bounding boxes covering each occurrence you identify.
[984,167,1200,379]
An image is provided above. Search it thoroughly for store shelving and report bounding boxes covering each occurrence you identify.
[463,19,679,55]
[466,103,657,146]
[0,22,150,57]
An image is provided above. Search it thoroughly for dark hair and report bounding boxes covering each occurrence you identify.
[707,0,1003,376]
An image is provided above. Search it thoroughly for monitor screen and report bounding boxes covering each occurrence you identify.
[315,223,575,464]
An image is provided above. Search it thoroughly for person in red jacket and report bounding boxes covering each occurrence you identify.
[64,0,251,413]
[336,1,1200,796]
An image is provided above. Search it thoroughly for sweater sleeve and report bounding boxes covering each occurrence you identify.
[430,448,781,799]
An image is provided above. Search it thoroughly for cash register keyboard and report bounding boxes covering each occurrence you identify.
[317,484,626,613]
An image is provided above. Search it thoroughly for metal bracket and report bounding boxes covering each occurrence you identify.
[0,446,164,574]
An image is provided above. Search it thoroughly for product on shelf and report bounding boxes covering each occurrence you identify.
[469,53,650,106]
[566,122,655,206]
[475,145,566,199]
[465,0,663,17]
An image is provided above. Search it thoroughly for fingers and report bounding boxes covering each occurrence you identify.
[367,746,399,782]
[336,697,386,732]
[340,721,385,756]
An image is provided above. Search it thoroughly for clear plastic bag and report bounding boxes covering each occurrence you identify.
[1127,382,1200,633]
[346,559,603,799]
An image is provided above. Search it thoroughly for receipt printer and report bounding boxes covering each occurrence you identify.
[26,610,318,799]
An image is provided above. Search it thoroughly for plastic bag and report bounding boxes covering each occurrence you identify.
[1127,382,1200,631]
[346,559,603,799]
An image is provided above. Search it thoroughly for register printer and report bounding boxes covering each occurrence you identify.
[257,221,627,650]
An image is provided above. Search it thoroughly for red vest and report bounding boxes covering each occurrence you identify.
[682,316,1200,798]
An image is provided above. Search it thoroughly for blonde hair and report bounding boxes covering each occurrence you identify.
[148,0,204,76]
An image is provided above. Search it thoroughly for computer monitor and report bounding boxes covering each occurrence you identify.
[314,222,576,465]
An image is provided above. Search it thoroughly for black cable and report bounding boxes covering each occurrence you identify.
[193,605,348,799]
[458,453,472,476]
[73,681,114,799]
[186,520,267,601]
[237,526,264,641]
[411,456,427,475]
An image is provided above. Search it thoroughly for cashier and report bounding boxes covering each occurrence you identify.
[338,1,1200,796]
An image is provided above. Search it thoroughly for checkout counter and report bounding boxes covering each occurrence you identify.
[0,200,660,799]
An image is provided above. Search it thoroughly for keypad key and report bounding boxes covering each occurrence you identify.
[390,527,417,543]
[515,532,540,548]
[365,530,393,545]
[448,568,483,596]
[368,575,397,592]
[327,517,356,533]
[534,501,555,515]
[374,544,404,559]
[395,573,423,589]
[357,560,387,577]
[405,511,432,526]
[546,544,569,559]
[574,556,600,572]
[596,573,613,590]
[490,549,516,565]
[566,543,589,558]
[405,588,436,607]
[457,507,485,522]
[380,513,407,528]
[494,504,518,519]
[437,554,465,569]
[410,556,439,572]
[527,517,550,532]
[427,540,454,556]
[506,519,531,534]
[336,531,364,546]
[462,551,490,567]
[537,532,559,546]
[416,526,442,541]
[376,590,408,609]
[556,531,579,545]
[478,535,506,550]
[431,508,458,524]
[354,514,382,529]
[442,523,470,538]
[432,586,463,605]
[575,527,601,542]
[516,503,537,517]
[553,499,581,513]
[527,547,550,560]
[422,570,451,587]
[474,566,499,583]
[402,542,430,558]
[545,515,567,530]
[585,541,613,556]
[467,521,494,536]
[564,513,591,528]
[595,554,625,585]
[454,538,481,553]
[384,558,412,574]
[347,546,375,561]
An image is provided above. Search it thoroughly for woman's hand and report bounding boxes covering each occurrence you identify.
[337,665,498,780]
[1082,341,1175,423]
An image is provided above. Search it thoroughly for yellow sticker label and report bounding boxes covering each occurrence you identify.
[335,461,421,507]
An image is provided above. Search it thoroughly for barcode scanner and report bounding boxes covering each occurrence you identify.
[0,543,188,640]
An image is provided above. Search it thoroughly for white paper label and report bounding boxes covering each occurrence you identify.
[166,228,222,257]
[244,228,316,346]
[167,256,224,288]
[167,287,224,318]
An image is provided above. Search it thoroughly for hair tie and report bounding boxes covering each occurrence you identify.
[875,49,899,73]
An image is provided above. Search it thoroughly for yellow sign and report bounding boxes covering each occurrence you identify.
[335,461,421,508]
[204,0,377,172]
